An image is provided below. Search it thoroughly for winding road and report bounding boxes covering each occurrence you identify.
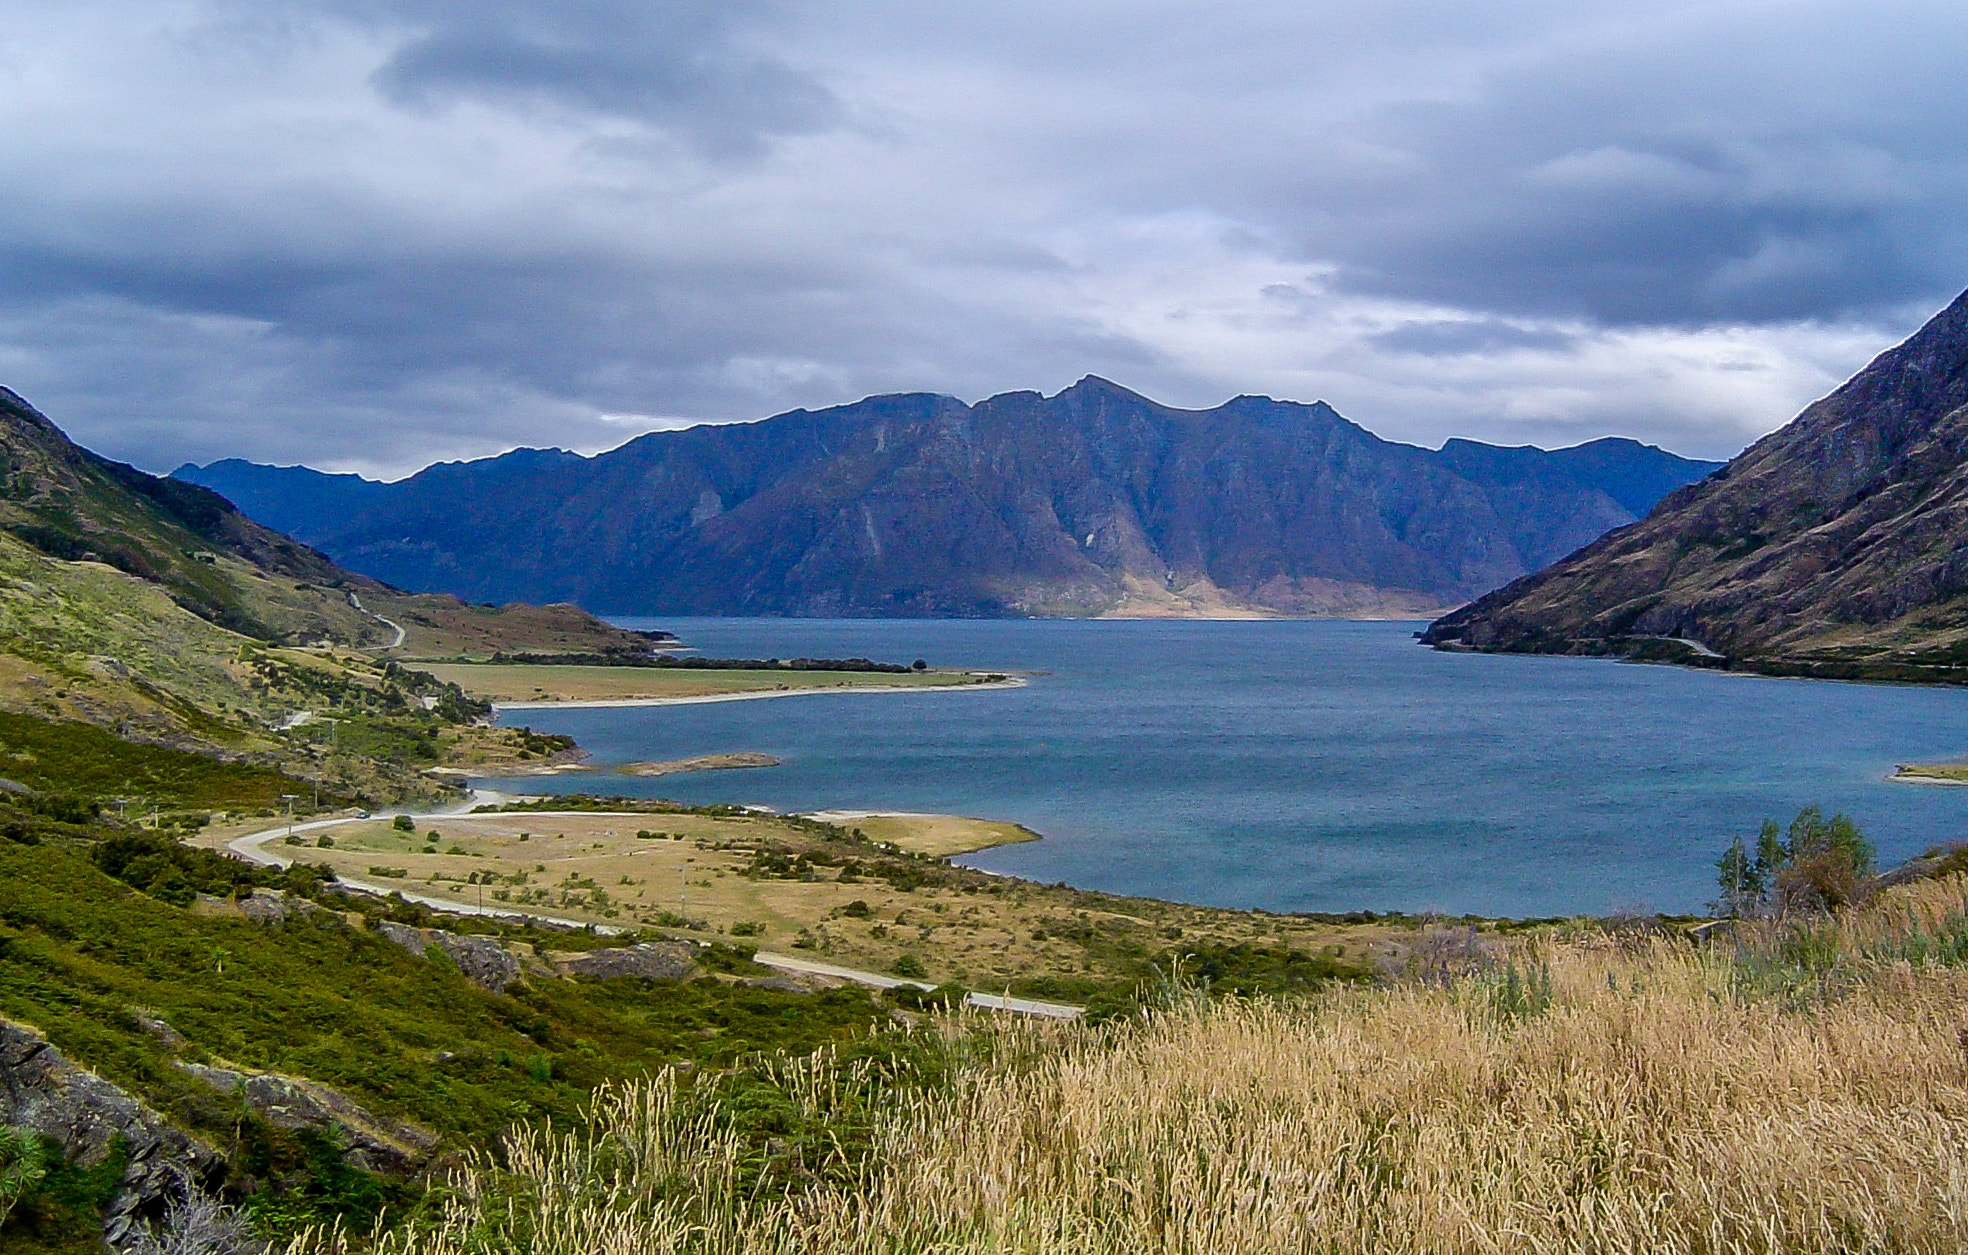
[346,591,406,650]
[223,800,1082,1018]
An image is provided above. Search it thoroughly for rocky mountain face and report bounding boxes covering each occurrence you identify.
[1422,288,1968,676]
[177,379,1718,618]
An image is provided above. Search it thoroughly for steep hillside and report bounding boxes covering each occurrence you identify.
[177,381,1719,619]
[0,389,660,797]
[1422,288,1968,678]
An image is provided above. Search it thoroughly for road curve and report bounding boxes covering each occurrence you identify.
[224,803,1083,1017]
[346,591,407,650]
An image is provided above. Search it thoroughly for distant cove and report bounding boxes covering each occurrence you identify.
[484,619,1968,918]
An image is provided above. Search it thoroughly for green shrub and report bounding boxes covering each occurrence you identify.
[0,712,300,807]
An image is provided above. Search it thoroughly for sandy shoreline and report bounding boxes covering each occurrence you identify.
[490,674,1026,711]
[1889,770,1968,786]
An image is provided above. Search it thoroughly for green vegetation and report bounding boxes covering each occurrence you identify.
[1714,804,1878,916]
[0,816,918,1249]
[0,712,303,809]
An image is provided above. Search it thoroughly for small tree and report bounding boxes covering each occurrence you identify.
[1715,806,1877,918]
[1712,836,1764,918]
[1775,805,1875,911]
[0,1128,45,1228]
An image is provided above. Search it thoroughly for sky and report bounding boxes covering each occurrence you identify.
[1,1,1965,478]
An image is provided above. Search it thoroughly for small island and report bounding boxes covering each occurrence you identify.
[1891,761,1968,784]
[621,751,783,777]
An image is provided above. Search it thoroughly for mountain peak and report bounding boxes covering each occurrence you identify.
[174,381,1717,618]
[1054,375,1153,404]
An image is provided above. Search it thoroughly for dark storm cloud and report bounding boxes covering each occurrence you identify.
[354,0,839,157]
[0,1,1964,474]
[1274,4,1968,326]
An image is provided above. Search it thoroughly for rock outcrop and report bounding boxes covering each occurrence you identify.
[0,1018,222,1252]
[555,941,696,981]
[372,921,523,992]
[178,1063,437,1176]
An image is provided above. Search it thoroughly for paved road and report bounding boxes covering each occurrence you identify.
[222,800,620,930]
[754,951,1083,1019]
[1665,636,1724,659]
[346,591,406,650]
[225,800,1083,1018]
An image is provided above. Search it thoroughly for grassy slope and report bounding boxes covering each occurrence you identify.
[307,877,1968,1255]
[0,838,889,1142]
[0,712,303,808]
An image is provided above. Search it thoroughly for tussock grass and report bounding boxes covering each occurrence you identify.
[300,886,1968,1255]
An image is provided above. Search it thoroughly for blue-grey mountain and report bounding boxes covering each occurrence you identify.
[177,378,1720,618]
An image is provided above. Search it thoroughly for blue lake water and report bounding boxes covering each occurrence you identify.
[484,618,1968,918]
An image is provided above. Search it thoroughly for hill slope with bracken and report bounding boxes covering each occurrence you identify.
[1421,288,1968,678]
[176,379,1719,618]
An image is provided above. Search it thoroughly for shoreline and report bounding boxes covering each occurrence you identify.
[1889,769,1968,786]
[490,674,1026,711]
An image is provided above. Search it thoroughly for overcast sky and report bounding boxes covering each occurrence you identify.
[2,0,1964,477]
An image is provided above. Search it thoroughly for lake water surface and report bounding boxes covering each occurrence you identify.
[485,618,1968,917]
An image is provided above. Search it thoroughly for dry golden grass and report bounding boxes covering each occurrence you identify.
[296,917,1968,1255]
[274,812,1400,986]
[809,811,1041,857]
[417,663,1000,704]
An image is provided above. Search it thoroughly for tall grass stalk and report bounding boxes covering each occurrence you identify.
[299,909,1968,1254]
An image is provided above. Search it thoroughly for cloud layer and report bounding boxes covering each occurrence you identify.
[0,0,1963,474]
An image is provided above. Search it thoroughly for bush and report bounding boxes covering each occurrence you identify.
[890,954,929,980]
[391,815,415,832]
[1715,805,1877,917]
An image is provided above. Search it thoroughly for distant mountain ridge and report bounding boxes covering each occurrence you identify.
[1421,288,1968,678]
[176,378,1721,618]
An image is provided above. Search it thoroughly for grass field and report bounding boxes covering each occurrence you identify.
[305,875,1968,1255]
[1894,761,1968,783]
[248,810,1400,995]
[418,664,1008,704]
[807,811,1042,857]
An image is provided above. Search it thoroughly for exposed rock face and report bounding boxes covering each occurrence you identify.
[0,1018,221,1252]
[234,887,337,925]
[1423,288,1968,666]
[175,381,1718,618]
[556,942,696,981]
[178,1063,437,1176]
[372,921,522,992]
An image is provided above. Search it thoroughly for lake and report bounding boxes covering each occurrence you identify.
[482,618,1968,918]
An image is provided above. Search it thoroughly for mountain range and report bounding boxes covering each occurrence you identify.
[176,378,1720,619]
[1422,288,1968,678]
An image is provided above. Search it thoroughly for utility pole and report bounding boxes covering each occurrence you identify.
[281,794,299,841]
